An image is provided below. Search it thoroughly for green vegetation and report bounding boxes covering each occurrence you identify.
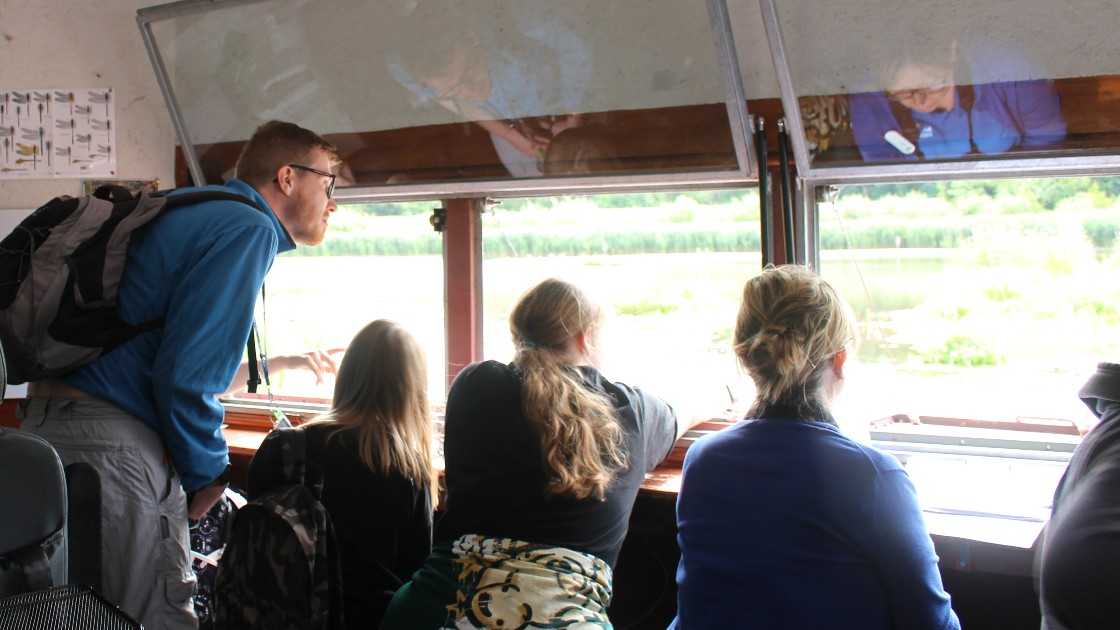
[616,299,678,316]
[919,335,1002,368]
[264,177,1120,421]
[294,181,1120,258]
[830,185,1120,371]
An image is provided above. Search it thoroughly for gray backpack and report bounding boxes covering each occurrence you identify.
[0,184,261,385]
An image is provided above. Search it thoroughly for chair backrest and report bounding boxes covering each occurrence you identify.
[64,462,101,594]
[0,428,68,598]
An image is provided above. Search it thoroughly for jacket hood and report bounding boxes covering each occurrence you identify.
[1079,362,1120,420]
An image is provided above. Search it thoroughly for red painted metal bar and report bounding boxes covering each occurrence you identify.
[442,197,484,391]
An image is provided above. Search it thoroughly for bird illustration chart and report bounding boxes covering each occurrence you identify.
[0,88,116,179]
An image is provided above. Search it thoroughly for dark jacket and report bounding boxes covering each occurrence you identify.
[1039,362,1120,630]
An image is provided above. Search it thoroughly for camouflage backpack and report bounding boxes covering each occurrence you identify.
[214,427,344,629]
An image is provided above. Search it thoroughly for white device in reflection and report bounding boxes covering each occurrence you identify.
[884,130,917,155]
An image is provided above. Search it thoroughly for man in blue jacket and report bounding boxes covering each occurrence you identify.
[19,120,338,629]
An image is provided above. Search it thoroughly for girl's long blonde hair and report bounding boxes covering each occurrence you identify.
[510,278,626,501]
[302,319,435,505]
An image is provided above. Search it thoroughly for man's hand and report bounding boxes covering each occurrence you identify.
[188,476,229,520]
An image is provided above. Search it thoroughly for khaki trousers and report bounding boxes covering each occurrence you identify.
[19,396,198,630]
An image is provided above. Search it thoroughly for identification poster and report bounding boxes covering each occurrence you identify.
[0,88,116,179]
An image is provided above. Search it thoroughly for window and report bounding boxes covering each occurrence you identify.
[819,177,1120,433]
[239,201,447,403]
[816,176,1120,535]
[481,190,761,413]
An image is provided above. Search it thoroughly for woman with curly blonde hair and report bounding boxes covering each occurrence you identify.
[672,265,960,629]
[383,277,685,629]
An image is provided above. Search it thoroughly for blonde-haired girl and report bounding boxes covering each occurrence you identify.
[672,265,960,629]
[383,277,684,629]
[248,319,435,628]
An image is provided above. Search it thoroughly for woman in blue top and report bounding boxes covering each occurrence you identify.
[672,265,960,629]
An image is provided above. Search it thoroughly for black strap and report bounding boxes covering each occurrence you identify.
[959,84,976,152]
[246,324,260,394]
[8,531,62,592]
[159,189,266,214]
[278,427,307,486]
[886,83,977,159]
[158,188,268,395]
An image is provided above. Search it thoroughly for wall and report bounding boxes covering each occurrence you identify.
[0,0,176,210]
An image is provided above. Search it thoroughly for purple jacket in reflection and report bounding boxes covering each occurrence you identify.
[850,78,1067,161]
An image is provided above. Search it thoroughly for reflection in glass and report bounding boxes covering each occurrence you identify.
[386,1,594,177]
[753,0,1120,168]
[849,38,1067,162]
[141,0,740,189]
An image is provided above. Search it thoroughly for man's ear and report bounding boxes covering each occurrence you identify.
[832,347,848,380]
[275,164,296,196]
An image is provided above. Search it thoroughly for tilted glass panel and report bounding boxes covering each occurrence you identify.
[141,0,743,190]
[761,0,1120,168]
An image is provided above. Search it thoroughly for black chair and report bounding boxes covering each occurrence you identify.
[0,325,132,627]
[0,428,69,598]
[0,583,141,630]
[0,428,132,628]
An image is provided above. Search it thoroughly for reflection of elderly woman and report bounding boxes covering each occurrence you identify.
[850,38,1067,161]
[672,265,960,629]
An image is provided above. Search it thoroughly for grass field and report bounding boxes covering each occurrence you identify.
[257,196,1120,431]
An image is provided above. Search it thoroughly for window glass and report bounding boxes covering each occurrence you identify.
[142,0,742,189]
[820,177,1120,433]
[743,0,1120,168]
[817,177,1120,531]
[481,190,760,416]
[240,201,447,402]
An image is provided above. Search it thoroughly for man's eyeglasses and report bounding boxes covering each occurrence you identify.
[884,76,953,103]
[887,82,949,102]
[287,163,336,198]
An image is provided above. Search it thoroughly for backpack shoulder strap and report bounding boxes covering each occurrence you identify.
[278,426,306,486]
[160,187,269,392]
[161,189,266,214]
